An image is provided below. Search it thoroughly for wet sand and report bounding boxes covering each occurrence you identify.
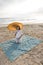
[0,24,43,65]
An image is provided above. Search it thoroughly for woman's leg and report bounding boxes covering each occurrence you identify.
[14,38,20,43]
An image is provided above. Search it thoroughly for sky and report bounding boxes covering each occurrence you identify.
[0,0,43,24]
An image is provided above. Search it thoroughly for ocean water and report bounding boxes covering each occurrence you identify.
[0,35,41,61]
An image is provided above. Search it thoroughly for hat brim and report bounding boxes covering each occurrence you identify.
[8,22,23,31]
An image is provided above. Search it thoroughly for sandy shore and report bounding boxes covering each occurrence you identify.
[0,24,43,65]
[0,24,43,42]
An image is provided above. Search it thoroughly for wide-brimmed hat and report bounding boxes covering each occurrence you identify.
[8,22,23,31]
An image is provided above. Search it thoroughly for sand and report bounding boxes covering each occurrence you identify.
[0,24,43,65]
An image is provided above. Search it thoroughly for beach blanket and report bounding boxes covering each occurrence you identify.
[0,35,41,61]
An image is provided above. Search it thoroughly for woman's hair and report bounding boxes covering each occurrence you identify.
[12,25,20,30]
[16,26,20,30]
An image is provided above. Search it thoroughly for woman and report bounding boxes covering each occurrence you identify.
[8,22,24,43]
[14,26,24,43]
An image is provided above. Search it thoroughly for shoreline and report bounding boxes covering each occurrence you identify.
[0,23,43,27]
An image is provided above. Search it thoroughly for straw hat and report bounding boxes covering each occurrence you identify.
[8,22,23,31]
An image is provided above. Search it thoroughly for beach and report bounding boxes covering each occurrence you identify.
[0,24,43,65]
